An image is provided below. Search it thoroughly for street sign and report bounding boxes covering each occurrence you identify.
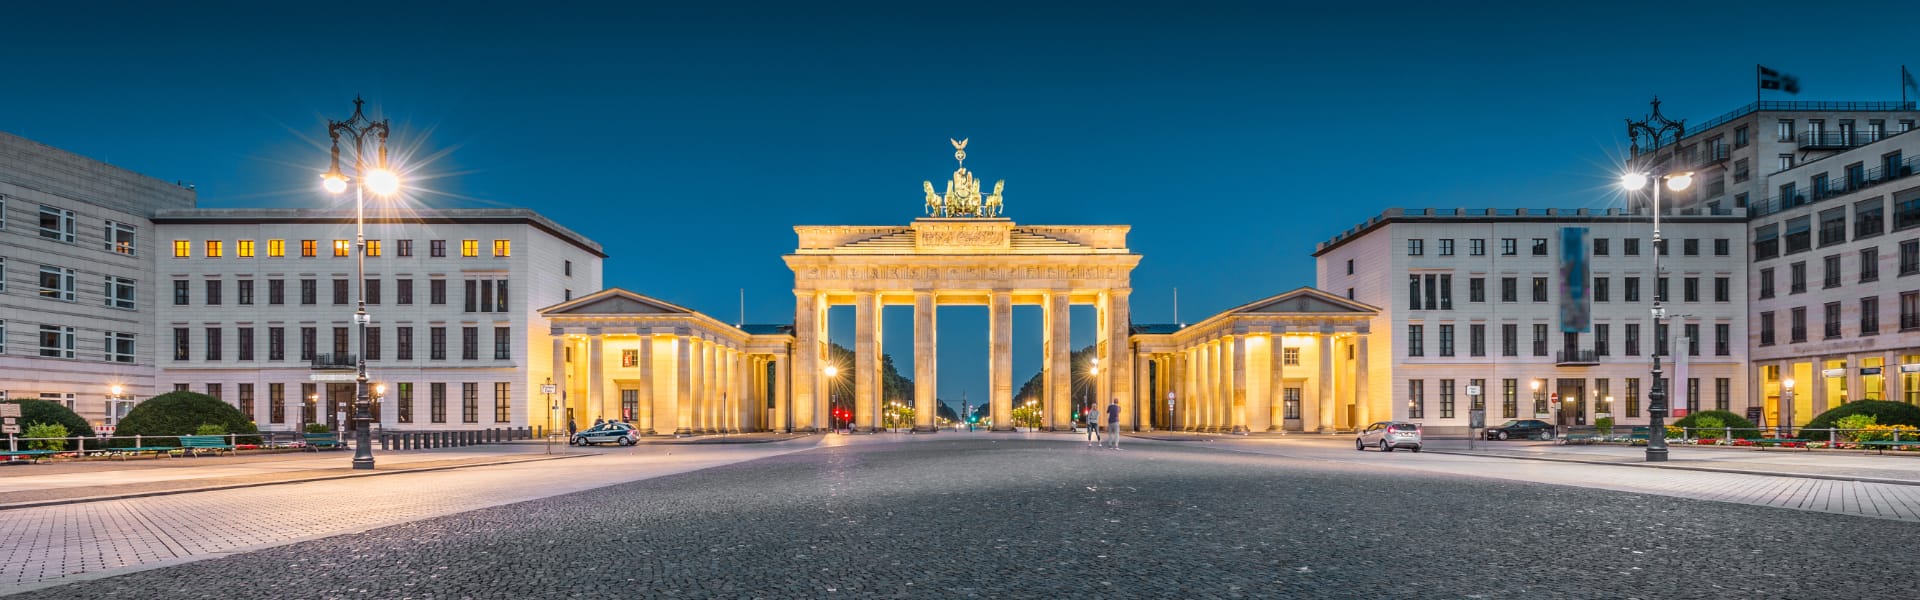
[310,373,357,382]
[0,404,19,418]
[2,417,18,434]
[541,384,557,395]
[1465,385,1482,396]
[1468,409,1485,429]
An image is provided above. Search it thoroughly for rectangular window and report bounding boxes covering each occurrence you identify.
[237,239,255,258]
[462,382,480,423]
[1790,262,1806,293]
[268,239,285,257]
[1532,323,1548,357]
[1595,324,1610,356]
[301,240,317,257]
[332,279,349,305]
[621,349,640,367]
[462,240,479,257]
[1824,302,1842,339]
[332,240,350,257]
[301,327,316,361]
[431,327,448,360]
[431,383,447,423]
[1823,255,1841,289]
[496,280,509,312]
[1406,324,1424,357]
[173,327,189,360]
[173,239,191,258]
[1785,216,1812,254]
[269,327,285,361]
[238,279,254,305]
[1438,239,1454,256]
[366,240,382,257]
[205,383,221,403]
[1735,125,1750,147]
[1501,277,1517,302]
[238,383,255,423]
[1759,268,1775,299]
[1714,277,1730,302]
[1594,237,1609,256]
[1501,238,1517,256]
[397,239,413,257]
[1624,238,1640,256]
[1283,347,1300,366]
[465,280,478,312]
[1760,311,1776,345]
[494,327,512,359]
[430,279,447,305]
[105,221,136,256]
[38,205,76,242]
[431,240,447,257]
[1819,208,1847,247]
[493,240,511,257]
[301,383,317,423]
[365,326,381,361]
[1408,379,1425,419]
[1469,324,1486,357]
[1683,238,1699,256]
[1469,239,1485,256]
[237,327,254,361]
[1439,379,1456,419]
[1501,324,1517,357]
[1897,189,1920,231]
[365,278,381,305]
[270,383,286,424]
[1714,378,1730,412]
[205,279,222,305]
[1625,323,1641,356]
[397,279,413,305]
[1862,248,1880,282]
[1857,198,1885,239]
[1283,387,1301,420]
[39,265,77,301]
[1683,277,1699,302]
[1656,277,1670,302]
[1791,307,1807,342]
[1862,297,1880,335]
[1531,277,1547,302]
[397,382,414,424]
[204,327,222,361]
[1469,277,1485,302]
[106,331,135,363]
[1531,238,1547,256]
[1501,379,1518,419]
[1626,378,1641,418]
[265,279,283,305]
[1437,324,1454,357]
[1407,239,1424,256]
[1715,323,1730,356]
[1714,238,1730,256]
[494,382,511,423]
[1904,292,1920,330]
[332,327,350,357]
[1624,277,1641,302]
[301,279,317,305]
[1903,240,1920,275]
[397,326,414,360]
[105,276,136,309]
[1685,323,1700,355]
[1594,277,1610,302]
[480,279,494,312]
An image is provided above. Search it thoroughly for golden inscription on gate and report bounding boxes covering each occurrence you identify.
[915,219,1012,251]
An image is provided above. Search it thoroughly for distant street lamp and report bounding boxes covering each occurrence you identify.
[1781,378,1796,437]
[322,97,401,470]
[824,366,841,434]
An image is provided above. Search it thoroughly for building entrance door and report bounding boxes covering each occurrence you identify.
[1556,379,1586,427]
[326,383,355,429]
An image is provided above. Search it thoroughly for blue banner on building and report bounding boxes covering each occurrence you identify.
[1559,227,1590,333]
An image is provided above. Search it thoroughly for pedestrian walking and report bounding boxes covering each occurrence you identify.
[1105,398,1122,449]
[1084,405,1100,446]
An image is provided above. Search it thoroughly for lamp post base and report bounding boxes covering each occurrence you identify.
[352,423,375,470]
[1644,447,1669,462]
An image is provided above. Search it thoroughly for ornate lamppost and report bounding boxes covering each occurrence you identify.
[321,97,401,470]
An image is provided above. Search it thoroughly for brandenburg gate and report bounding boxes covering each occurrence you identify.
[784,140,1142,432]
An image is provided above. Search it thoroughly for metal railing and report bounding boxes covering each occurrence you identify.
[311,353,357,370]
[1798,130,1884,149]
[1555,349,1599,365]
[1553,425,1920,448]
[1,427,533,460]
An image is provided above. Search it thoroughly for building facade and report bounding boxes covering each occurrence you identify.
[1627,99,1917,216]
[149,208,604,432]
[1315,207,1750,434]
[0,130,197,425]
[1747,125,1920,427]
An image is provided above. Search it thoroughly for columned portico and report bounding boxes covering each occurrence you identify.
[1132,288,1379,434]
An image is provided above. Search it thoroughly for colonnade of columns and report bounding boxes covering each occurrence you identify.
[1138,328,1370,433]
[548,325,785,435]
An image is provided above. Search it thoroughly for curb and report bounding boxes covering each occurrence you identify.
[1423,449,1920,488]
[0,453,591,511]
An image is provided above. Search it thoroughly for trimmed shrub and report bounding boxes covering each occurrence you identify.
[194,423,229,436]
[1800,401,1920,441]
[3,399,95,439]
[1595,416,1615,436]
[24,423,70,451]
[305,423,334,434]
[111,392,259,448]
[1672,410,1761,439]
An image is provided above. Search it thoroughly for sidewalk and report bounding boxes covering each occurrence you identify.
[1423,438,1920,485]
[0,445,582,509]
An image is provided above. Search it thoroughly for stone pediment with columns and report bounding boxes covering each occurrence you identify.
[539,288,767,342]
[1133,287,1376,352]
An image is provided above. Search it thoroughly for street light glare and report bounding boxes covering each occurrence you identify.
[111,384,123,395]
[823,365,839,377]
[365,168,401,196]
[322,172,349,194]
[1666,172,1694,191]
[1620,172,1649,191]
[1783,378,1795,389]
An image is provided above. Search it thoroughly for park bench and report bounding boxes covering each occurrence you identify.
[2,450,61,463]
[1562,431,1601,444]
[302,433,343,451]
[178,435,233,457]
[1859,440,1920,455]
[1753,438,1810,451]
[1627,427,1650,445]
[107,446,176,460]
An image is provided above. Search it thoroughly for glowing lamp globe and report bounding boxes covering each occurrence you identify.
[365,168,401,196]
[322,173,349,194]
[1620,172,1649,191]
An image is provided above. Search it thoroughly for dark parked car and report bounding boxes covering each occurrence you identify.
[1484,419,1556,440]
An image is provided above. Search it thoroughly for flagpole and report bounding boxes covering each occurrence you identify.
[1756,64,1762,106]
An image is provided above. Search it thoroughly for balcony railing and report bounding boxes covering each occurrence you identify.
[1691,142,1730,167]
[1753,154,1920,217]
[1798,130,1884,150]
[1640,100,1916,152]
[311,353,357,370]
[1555,349,1599,366]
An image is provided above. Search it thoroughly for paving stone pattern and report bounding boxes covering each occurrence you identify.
[23,438,1920,599]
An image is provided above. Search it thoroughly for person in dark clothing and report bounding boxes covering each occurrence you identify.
[1105,398,1122,449]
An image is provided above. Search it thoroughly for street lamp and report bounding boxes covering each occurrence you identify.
[1621,167,1693,463]
[323,97,400,471]
[1780,378,1796,437]
[824,366,841,434]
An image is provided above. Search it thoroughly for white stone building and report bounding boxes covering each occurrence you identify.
[150,208,604,432]
[1746,125,1920,428]
[0,130,196,425]
[1315,207,1750,434]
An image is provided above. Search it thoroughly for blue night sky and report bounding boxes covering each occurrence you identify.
[5,0,1915,402]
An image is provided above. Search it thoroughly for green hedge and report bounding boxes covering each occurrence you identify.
[1672,410,1762,439]
[3,399,96,440]
[110,391,260,447]
[1799,401,1920,441]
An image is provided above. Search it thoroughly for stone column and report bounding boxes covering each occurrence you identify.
[1134,352,1150,431]
[790,291,819,432]
[587,330,605,421]
[1318,334,1336,432]
[675,330,693,435]
[1178,348,1194,430]
[549,327,565,432]
[1354,333,1371,425]
[854,291,878,433]
[688,335,706,433]
[914,291,938,432]
[715,344,730,433]
[1215,337,1231,432]
[638,331,655,434]
[774,354,791,432]
[1268,331,1286,432]
[1047,290,1072,430]
[1230,333,1248,434]
[1201,338,1217,431]
[990,290,1014,431]
[1107,289,1133,431]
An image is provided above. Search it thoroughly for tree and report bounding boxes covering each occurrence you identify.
[111,391,260,448]
[1798,400,1920,441]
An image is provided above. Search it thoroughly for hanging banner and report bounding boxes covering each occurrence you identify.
[1559,227,1591,332]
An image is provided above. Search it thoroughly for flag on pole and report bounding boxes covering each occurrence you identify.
[1904,66,1917,101]
[1758,65,1800,94]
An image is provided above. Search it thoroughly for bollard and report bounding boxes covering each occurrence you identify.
[1723,426,1731,446]
[77,436,85,457]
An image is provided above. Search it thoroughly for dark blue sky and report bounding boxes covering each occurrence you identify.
[6,1,1914,401]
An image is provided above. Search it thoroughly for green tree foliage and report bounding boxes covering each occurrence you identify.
[24,423,70,451]
[2,399,95,439]
[1799,400,1920,441]
[111,391,259,448]
[1671,410,1760,439]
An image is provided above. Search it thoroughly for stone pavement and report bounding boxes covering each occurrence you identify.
[1420,438,1920,483]
[20,436,1920,599]
[0,438,822,595]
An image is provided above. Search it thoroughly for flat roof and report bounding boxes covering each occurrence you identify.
[152,207,605,257]
[1311,207,1748,257]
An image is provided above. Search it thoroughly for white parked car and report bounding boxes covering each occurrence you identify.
[1356,421,1423,452]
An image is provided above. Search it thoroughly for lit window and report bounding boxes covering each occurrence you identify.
[205,240,223,258]
[301,240,317,257]
[333,240,350,257]
[38,325,76,359]
[39,265,77,301]
[105,221,136,256]
[238,240,255,257]
[493,240,511,257]
[366,240,382,257]
[462,240,479,257]
[268,239,285,257]
[173,240,191,258]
